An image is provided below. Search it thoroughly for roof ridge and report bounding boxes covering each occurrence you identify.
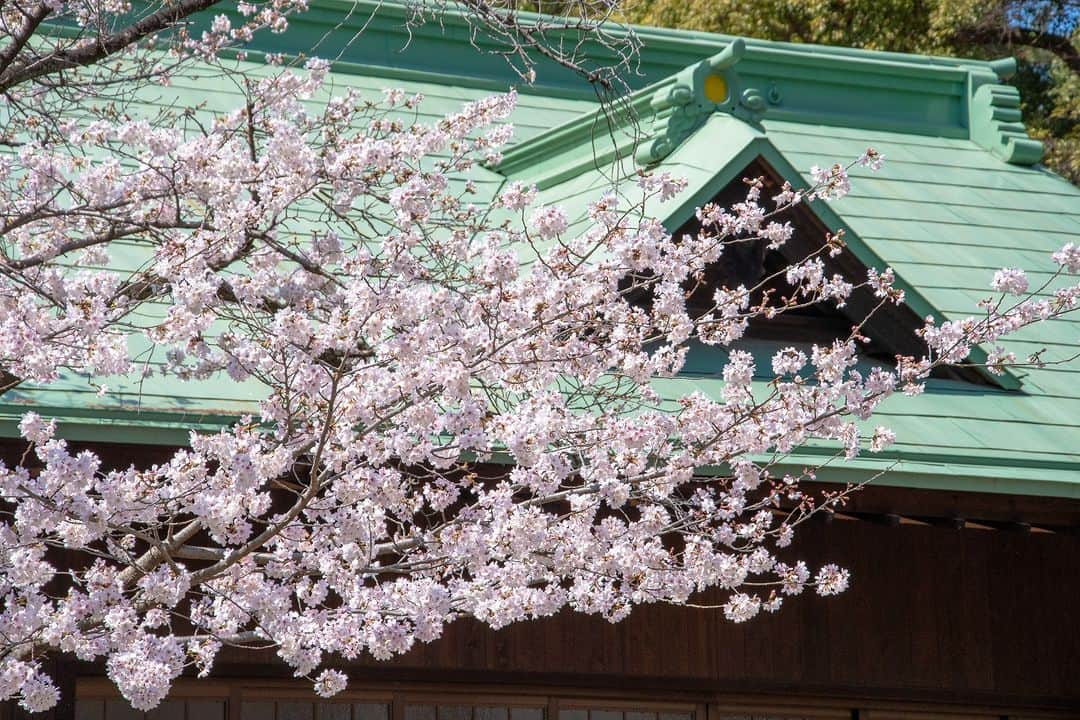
[494,61,1044,177]
[216,2,1021,102]
[301,0,1012,77]
[495,42,1047,185]
[195,0,1042,163]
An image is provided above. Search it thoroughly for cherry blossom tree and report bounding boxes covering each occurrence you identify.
[3,0,1080,714]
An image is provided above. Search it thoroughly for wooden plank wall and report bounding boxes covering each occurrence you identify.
[209,519,1080,713]
[2,434,1077,714]
[4,519,1078,717]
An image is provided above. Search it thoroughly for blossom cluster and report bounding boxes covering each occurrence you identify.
[921,258,1080,371]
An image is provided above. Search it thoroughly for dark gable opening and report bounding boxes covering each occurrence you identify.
[668,157,998,387]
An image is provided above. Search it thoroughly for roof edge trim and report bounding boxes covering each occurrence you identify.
[5,416,1078,498]
[494,80,659,181]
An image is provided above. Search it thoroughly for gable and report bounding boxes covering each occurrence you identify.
[673,156,1004,387]
[511,106,1017,387]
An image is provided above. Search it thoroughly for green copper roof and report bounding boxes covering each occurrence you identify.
[10,3,1080,498]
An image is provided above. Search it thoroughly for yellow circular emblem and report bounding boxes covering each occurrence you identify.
[703,74,728,104]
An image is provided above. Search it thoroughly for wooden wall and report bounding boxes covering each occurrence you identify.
[210,516,1080,714]
[2,433,1077,715]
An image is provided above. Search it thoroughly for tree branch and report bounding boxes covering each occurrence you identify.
[0,3,52,76]
[0,0,221,92]
[953,24,1080,74]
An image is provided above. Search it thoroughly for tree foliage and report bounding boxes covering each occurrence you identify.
[624,0,1080,183]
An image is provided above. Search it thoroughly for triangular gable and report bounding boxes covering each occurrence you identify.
[492,38,1052,391]
[660,117,1021,388]
[499,102,1019,388]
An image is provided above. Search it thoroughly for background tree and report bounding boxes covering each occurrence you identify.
[623,0,1080,184]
